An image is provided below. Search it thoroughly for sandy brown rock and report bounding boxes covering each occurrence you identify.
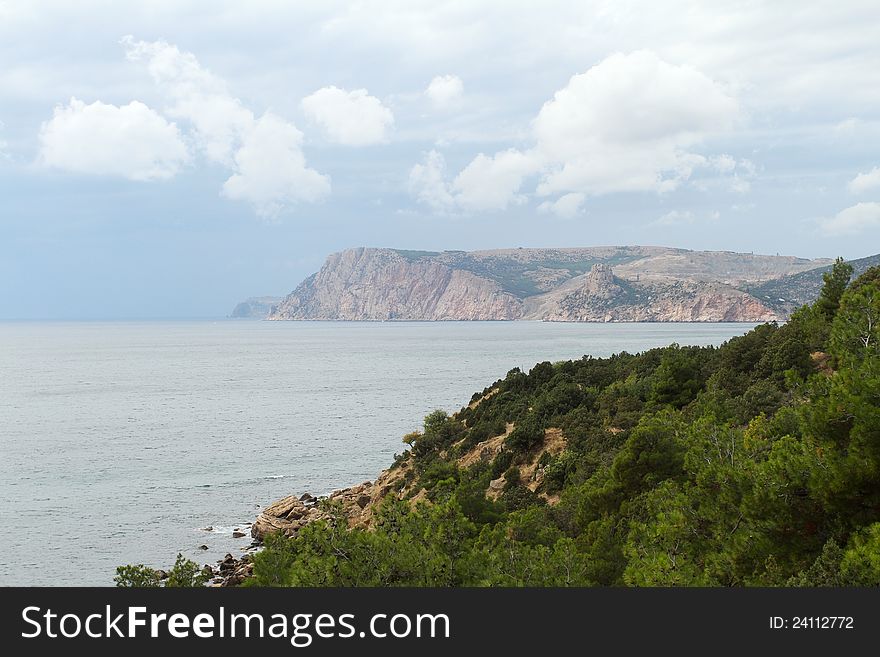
[268,247,825,323]
[269,248,522,321]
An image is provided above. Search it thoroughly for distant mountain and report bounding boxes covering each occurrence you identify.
[254,246,837,323]
[745,253,880,316]
[230,296,283,319]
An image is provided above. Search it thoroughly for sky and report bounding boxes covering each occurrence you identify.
[1,1,879,319]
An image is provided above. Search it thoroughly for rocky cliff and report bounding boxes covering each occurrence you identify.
[523,265,780,322]
[257,246,840,322]
[230,296,283,318]
[268,247,522,321]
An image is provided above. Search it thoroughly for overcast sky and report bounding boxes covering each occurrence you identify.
[2,1,879,318]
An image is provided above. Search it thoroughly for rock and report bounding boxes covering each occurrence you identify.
[265,246,823,323]
[156,570,168,580]
[489,477,505,491]
[232,531,246,538]
[230,296,283,319]
[299,493,316,502]
[263,495,303,518]
[268,248,523,321]
[356,494,371,509]
[251,495,332,541]
[201,565,213,577]
[198,544,209,550]
[201,526,213,532]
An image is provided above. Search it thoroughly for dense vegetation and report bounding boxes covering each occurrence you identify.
[119,260,880,587]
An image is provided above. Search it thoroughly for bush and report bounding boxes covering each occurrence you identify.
[505,413,544,454]
[166,553,209,588]
[114,563,161,588]
[490,448,514,479]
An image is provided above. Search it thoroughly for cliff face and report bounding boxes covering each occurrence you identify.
[265,246,835,323]
[230,296,282,318]
[269,247,522,321]
[523,265,779,322]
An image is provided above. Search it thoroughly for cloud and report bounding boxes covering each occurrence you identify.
[408,148,538,213]
[652,209,720,227]
[121,36,329,216]
[425,75,463,108]
[122,36,252,166]
[533,50,739,197]
[408,150,455,212]
[452,148,538,211]
[411,51,740,213]
[301,86,393,146]
[38,97,189,180]
[537,193,586,219]
[222,113,331,216]
[848,167,880,195]
[818,202,880,236]
[698,155,755,194]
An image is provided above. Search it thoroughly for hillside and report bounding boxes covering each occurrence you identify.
[241,261,880,586]
[257,246,834,322]
[121,261,880,588]
[746,253,880,316]
[230,296,283,318]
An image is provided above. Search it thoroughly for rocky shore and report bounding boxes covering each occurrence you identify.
[201,463,410,586]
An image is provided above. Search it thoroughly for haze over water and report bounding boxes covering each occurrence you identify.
[0,320,757,585]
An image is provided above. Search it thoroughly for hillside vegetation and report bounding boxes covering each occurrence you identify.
[245,259,880,586]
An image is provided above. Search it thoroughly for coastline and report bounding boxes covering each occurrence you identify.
[204,463,408,586]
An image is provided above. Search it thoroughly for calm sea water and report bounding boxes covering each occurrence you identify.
[0,320,757,585]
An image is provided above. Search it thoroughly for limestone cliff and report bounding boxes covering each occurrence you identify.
[264,246,836,323]
[523,264,780,322]
[268,247,522,321]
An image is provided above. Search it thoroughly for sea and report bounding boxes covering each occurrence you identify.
[0,320,758,585]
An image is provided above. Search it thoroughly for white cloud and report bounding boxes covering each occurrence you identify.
[301,86,393,146]
[122,36,329,216]
[709,154,737,174]
[408,148,538,213]
[222,112,331,216]
[818,202,880,236]
[848,167,880,195]
[425,75,463,108]
[537,193,586,219]
[534,50,739,197]
[452,149,538,211]
[652,209,720,226]
[694,155,755,194]
[122,36,251,166]
[412,50,740,213]
[408,150,455,212]
[38,97,189,180]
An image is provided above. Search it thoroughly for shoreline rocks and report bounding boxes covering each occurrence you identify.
[202,461,412,586]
